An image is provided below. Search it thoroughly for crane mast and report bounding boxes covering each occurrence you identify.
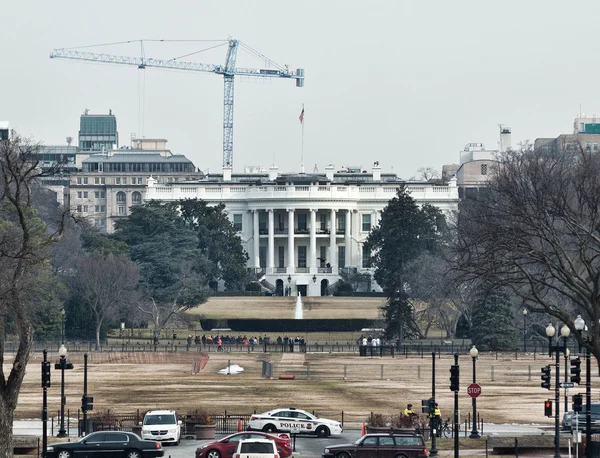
[50,39,304,168]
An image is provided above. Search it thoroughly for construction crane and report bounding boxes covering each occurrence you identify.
[50,39,304,168]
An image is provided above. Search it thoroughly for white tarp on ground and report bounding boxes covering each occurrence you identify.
[218,364,244,375]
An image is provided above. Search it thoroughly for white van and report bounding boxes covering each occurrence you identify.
[141,410,181,445]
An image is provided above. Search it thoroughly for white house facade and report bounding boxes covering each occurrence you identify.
[145,163,459,297]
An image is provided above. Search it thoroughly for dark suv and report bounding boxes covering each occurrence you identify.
[323,433,427,458]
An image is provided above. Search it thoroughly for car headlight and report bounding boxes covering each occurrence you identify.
[324,448,330,453]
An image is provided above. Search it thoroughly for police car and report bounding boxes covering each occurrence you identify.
[247,408,343,438]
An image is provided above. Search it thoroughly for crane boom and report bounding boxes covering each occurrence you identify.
[50,39,304,168]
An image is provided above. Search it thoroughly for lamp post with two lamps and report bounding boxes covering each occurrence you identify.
[546,323,570,458]
[573,314,591,456]
[469,345,480,438]
[55,344,73,438]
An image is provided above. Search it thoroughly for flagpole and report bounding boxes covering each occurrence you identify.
[301,103,305,173]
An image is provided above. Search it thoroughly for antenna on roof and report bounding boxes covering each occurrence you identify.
[313,164,319,173]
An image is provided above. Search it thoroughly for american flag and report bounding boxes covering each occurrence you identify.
[299,107,304,124]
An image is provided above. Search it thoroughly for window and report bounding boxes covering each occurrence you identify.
[362,246,370,268]
[83,191,88,198]
[116,177,121,185]
[362,437,378,446]
[77,177,82,185]
[338,246,345,268]
[100,205,105,212]
[95,191,105,199]
[298,246,307,268]
[233,214,243,232]
[594,143,599,152]
[320,213,327,231]
[362,214,371,232]
[481,164,488,175]
[132,191,142,204]
[105,432,128,442]
[116,192,126,203]
[101,177,105,184]
[118,205,125,216]
[278,246,285,268]
[82,205,88,213]
[76,205,82,212]
[337,214,345,232]
[77,191,82,199]
[380,437,395,446]
[258,212,267,234]
[586,143,592,152]
[83,177,88,184]
[259,246,266,268]
[137,177,143,184]
[320,246,327,267]
[95,205,100,213]
[95,177,100,184]
[297,213,307,231]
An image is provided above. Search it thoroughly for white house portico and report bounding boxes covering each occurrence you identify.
[145,164,459,296]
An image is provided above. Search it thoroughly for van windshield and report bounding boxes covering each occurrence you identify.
[144,414,176,425]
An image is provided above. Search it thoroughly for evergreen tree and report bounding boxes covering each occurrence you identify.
[470,287,519,351]
[364,186,446,340]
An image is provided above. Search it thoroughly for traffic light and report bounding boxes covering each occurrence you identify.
[41,361,51,388]
[82,395,94,412]
[428,399,436,415]
[573,394,583,412]
[571,357,581,384]
[421,399,431,414]
[544,400,553,417]
[541,365,551,390]
[450,364,459,392]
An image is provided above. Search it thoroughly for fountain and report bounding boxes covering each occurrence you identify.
[295,292,303,319]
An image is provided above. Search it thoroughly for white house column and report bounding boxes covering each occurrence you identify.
[372,210,378,230]
[329,209,337,270]
[267,209,274,274]
[310,209,317,271]
[287,209,295,273]
[345,209,351,267]
[253,210,260,269]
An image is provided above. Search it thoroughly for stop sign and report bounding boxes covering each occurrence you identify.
[467,383,482,398]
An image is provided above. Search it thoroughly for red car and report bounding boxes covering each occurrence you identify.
[196,432,292,458]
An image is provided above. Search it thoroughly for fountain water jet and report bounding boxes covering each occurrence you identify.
[295,292,303,319]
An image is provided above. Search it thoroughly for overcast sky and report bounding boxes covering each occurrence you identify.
[3,1,600,179]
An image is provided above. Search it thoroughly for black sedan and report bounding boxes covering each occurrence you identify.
[46,431,164,458]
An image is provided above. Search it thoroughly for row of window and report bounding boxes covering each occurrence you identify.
[76,176,145,185]
[257,245,348,269]
[83,162,195,173]
[234,213,373,233]
[76,205,106,213]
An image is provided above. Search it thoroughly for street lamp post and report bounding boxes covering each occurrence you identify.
[522,308,528,352]
[469,345,480,438]
[565,348,570,413]
[60,308,65,345]
[574,314,591,458]
[546,323,570,458]
[56,344,68,438]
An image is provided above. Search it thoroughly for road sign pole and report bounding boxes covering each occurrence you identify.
[470,355,480,438]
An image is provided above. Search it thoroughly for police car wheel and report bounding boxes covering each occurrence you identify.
[262,424,278,433]
[316,426,330,438]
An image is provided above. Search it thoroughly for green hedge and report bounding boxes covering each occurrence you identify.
[200,318,375,332]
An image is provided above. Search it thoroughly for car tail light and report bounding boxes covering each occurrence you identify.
[274,454,280,458]
[250,416,258,421]
[424,448,428,456]
[235,454,240,458]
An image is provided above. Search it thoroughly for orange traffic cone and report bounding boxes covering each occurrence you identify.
[238,418,243,432]
[361,422,366,436]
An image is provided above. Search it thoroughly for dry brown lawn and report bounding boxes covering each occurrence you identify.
[186,296,386,320]
[13,349,598,427]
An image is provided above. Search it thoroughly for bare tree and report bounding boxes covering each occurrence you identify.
[0,136,68,458]
[417,167,440,182]
[450,144,600,368]
[68,254,140,349]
